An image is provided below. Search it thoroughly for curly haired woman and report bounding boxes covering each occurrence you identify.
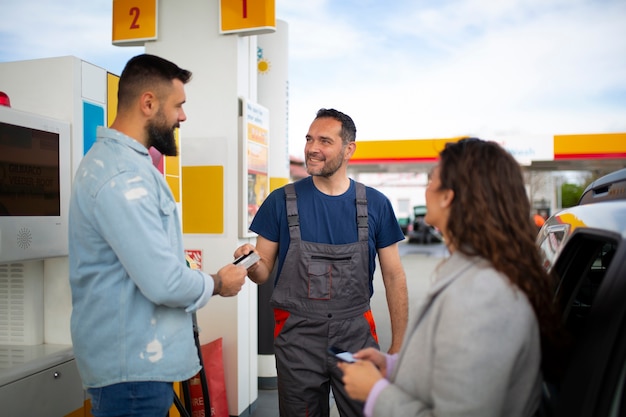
[339,138,561,417]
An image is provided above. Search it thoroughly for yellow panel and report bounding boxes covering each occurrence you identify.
[352,137,466,162]
[554,133,626,156]
[220,0,275,34]
[112,0,157,45]
[107,72,120,126]
[270,176,289,192]
[166,175,180,202]
[166,170,180,202]
[182,166,224,234]
[165,153,180,176]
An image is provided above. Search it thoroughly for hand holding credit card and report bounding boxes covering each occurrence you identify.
[233,252,260,269]
[328,346,357,363]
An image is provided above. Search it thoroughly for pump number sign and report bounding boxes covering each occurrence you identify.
[112,0,157,45]
[220,0,276,35]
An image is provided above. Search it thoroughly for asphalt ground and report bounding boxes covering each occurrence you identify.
[371,240,449,352]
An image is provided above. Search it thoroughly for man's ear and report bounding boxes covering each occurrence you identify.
[139,91,157,116]
[344,141,356,160]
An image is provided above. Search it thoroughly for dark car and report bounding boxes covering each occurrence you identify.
[536,168,626,417]
[407,205,442,244]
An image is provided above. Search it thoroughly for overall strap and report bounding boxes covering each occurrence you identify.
[285,181,368,242]
[284,183,301,241]
[355,182,369,242]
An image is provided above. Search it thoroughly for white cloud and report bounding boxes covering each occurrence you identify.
[276,0,626,157]
[0,0,623,158]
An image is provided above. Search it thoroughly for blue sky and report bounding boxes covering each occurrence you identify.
[1,0,625,159]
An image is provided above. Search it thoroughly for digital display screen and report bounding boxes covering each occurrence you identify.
[0,121,61,216]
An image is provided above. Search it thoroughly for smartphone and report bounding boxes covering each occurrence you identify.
[328,346,357,363]
[233,252,260,269]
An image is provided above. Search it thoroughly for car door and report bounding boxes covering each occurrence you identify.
[543,229,626,416]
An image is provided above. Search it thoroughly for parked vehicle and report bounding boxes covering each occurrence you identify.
[397,215,411,235]
[407,205,442,244]
[536,168,626,417]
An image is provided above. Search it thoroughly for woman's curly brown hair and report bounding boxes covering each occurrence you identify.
[438,138,564,379]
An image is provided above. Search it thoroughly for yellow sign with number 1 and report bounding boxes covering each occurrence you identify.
[220,0,276,35]
[112,0,157,46]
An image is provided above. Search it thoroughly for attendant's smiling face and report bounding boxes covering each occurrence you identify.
[304,117,354,178]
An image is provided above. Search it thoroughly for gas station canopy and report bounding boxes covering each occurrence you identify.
[348,133,626,175]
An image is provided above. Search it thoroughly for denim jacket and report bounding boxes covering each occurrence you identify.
[69,127,213,388]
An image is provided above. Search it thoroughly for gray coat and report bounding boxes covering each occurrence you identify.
[372,251,541,417]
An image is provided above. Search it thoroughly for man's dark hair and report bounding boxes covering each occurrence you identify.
[315,108,357,145]
[117,54,192,110]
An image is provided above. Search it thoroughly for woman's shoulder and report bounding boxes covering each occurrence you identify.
[445,253,529,306]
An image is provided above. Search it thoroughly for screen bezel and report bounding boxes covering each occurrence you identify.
[0,106,71,262]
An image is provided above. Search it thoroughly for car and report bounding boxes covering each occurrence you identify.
[407,205,442,244]
[535,167,626,417]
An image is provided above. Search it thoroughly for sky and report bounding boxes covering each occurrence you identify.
[1,0,625,160]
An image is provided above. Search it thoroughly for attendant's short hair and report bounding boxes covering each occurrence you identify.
[315,108,356,145]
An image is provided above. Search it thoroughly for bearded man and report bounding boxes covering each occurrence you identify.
[68,54,247,417]
[235,108,409,417]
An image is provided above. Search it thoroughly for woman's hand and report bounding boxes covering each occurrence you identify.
[337,359,383,402]
[353,347,388,377]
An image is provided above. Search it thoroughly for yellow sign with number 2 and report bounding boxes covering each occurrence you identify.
[112,0,157,46]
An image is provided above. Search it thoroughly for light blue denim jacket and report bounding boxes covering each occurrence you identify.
[69,127,213,388]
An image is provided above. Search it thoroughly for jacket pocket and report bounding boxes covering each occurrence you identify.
[159,194,176,216]
[158,191,177,239]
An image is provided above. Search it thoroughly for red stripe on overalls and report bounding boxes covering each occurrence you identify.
[273,308,291,339]
[364,309,378,344]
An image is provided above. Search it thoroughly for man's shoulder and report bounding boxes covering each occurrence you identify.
[83,143,144,174]
[77,142,153,194]
[360,182,391,204]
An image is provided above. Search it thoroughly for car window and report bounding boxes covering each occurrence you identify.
[555,237,617,336]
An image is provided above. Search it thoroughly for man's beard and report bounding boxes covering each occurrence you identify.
[147,113,178,156]
[306,150,345,178]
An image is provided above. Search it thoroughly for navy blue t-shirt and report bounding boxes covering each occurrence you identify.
[249,176,404,294]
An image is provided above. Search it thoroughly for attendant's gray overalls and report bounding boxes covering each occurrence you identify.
[271,182,379,417]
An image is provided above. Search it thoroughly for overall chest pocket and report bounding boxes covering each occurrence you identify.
[307,255,352,300]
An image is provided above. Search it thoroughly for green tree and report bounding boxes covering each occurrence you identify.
[561,183,586,208]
